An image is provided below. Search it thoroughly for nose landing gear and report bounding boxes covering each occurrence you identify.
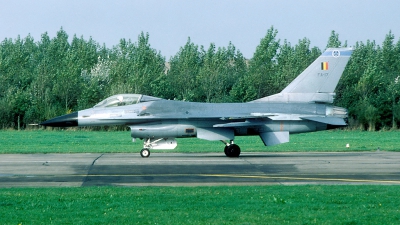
[140,148,150,157]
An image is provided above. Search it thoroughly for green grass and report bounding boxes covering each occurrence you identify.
[0,129,399,154]
[1,186,399,224]
[1,130,400,224]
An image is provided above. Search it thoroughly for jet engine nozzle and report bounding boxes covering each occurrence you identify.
[326,106,348,119]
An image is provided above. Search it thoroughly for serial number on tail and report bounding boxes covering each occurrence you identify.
[318,73,329,77]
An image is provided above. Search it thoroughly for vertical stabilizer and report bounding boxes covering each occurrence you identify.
[252,47,353,103]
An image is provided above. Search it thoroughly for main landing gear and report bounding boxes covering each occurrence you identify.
[222,140,241,157]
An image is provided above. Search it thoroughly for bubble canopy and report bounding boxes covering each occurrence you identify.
[93,94,163,108]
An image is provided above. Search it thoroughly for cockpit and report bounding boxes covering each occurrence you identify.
[93,94,163,108]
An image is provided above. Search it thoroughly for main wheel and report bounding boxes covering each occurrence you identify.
[224,144,240,157]
[224,146,230,156]
[140,148,150,158]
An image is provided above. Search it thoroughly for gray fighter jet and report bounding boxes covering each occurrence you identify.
[41,47,353,157]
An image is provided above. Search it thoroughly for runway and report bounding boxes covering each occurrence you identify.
[1,152,399,187]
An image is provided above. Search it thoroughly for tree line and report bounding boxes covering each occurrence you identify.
[0,27,399,130]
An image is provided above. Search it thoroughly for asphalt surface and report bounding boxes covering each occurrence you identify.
[1,152,399,187]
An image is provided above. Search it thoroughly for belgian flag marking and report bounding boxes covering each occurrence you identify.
[321,62,329,70]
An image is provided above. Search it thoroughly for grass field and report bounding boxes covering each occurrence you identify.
[1,130,400,224]
[1,186,400,224]
[1,129,400,154]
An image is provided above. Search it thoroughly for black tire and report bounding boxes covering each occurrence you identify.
[224,144,240,157]
[140,148,150,158]
[224,146,230,157]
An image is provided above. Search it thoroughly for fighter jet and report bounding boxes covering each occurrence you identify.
[41,47,353,157]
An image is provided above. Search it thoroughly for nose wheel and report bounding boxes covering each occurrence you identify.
[139,138,163,158]
[140,148,150,158]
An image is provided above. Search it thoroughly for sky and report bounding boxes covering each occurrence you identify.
[1,0,400,59]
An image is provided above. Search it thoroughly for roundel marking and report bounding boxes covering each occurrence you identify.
[332,50,340,58]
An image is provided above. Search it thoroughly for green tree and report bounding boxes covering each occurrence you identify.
[335,41,379,129]
[0,35,38,127]
[392,37,400,128]
[354,51,381,130]
[2,27,400,131]
[388,76,400,129]
[249,26,280,98]
[79,57,113,109]
[326,30,347,48]
[197,42,246,102]
[29,32,57,122]
[64,35,100,110]
[376,31,399,129]
[335,43,362,110]
[109,32,165,96]
[48,29,72,113]
[166,38,203,101]
[231,26,280,102]
[31,30,101,121]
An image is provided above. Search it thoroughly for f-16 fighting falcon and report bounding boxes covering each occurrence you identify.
[41,47,353,157]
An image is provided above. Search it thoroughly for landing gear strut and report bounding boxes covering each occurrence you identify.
[222,140,241,157]
[139,138,163,158]
[137,137,178,158]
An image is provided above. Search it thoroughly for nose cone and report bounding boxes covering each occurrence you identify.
[40,112,78,127]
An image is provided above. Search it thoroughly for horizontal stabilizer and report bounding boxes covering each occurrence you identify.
[301,116,346,125]
[197,128,234,141]
[259,131,289,146]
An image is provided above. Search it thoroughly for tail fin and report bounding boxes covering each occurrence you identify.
[252,47,353,103]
